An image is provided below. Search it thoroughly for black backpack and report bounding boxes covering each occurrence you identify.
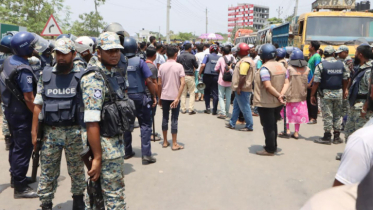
[222,56,234,82]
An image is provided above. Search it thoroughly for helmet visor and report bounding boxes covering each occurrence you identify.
[31,33,49,53]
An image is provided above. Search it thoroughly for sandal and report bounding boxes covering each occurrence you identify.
[172,144,184,151]
[291,134,299,140]
[239,128,253,132]
[278,132,290,138]
[162,142,170,148]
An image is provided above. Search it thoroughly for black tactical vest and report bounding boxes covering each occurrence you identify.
[0,56,37,113]
[204,53,221,76]
[320,60,344,90]
[41,66,84,126]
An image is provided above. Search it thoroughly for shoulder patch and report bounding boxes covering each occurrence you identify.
[27,76,33,84]
[93,89,102,99]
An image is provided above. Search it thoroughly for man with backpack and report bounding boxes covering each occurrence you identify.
[225,43,255,131]
[214,46,236,119]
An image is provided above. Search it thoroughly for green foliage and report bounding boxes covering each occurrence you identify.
[267,17,283,24]
[68,11,107,37]
[0,0,71,34]
[171,32,194,41]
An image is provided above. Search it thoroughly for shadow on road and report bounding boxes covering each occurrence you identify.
[305,136,320,141]
[52,200,73,210]
[0,183,10,194]
[248,145,284,156]
[124,163,135,175]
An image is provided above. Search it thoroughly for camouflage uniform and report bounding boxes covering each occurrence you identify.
[88,54,99,67]
[81,32,126,210]
[33,38,86,205]
[338,55,353,117]
[344,61,373,140]
[314,56,350,132]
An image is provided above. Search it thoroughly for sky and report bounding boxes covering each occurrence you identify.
[61,0,316,36]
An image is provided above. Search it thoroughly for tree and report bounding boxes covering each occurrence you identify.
[267,17,283,25]
[69,11,106,37]
[0,0,71,33]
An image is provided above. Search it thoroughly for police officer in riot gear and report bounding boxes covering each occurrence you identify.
[40,41,55,68]
[199,44,221,115]
[0,31,48,198]
[123,37,158,164]
[0,34,14,150]
[276,48,288,69]
[311,46,349,145]
[32,38,86,210]
[74,36,95,68]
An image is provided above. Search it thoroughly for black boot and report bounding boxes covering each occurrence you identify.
[11,176,36,188]
[40,202,53,210]
[5,135,10,151]
[14,184,38,199]
[72,195,85,210]
[333,131,343,144]
[314,132,332,145]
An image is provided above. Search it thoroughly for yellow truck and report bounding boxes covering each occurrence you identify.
[293,0,373,59]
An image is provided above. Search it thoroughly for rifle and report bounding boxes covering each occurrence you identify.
[31,122,43,183]
[80,146,105,210]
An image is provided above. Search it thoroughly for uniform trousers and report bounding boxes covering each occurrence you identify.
[257,106,283,153]
[124,93,152,157]
[203,74,219,113]
[37,125,85,204]
[320,97,342,132]
[4,110,33,187]
[344,106,373,141]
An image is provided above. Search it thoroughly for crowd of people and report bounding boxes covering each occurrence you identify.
[0,21,373,209]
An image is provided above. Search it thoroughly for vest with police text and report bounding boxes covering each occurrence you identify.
[320,60,344,90]
[127,56,145,94]
[41,66,84,126]
[0,56,37,113]
[286,66,310,102]
[349,66,370,107]
[204,54,221,76]
[253,60,286,108]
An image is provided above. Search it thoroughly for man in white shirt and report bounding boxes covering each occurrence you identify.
[195,44,206,101]
[203,43,210,54]
[154,43,165,69]
[333,124,373,186]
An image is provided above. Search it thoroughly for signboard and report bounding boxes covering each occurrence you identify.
[228,6,237,11]
[41,14,63,36]
[228,23,236,27]
[237,22,249,26]
[312,0,355,10]
[228,28,234,32]
[0,23,27,39]
[228,12,236,16]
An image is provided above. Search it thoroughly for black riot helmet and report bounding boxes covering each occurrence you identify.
[123,37,138,57]
[103,22,129,45]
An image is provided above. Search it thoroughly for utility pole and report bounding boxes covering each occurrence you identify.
[166,0,171,43]
[294,0,299,17]
[276,6,283,19]
[94,0,99,36]
[159,26,161,39]
[206,8,208,34]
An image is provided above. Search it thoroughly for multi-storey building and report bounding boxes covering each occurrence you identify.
[228,3,269,33]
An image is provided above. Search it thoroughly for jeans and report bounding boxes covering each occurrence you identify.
[229,92,254,130]
[203,74,219,113]
[257,106,283,153]
[218,85,232,116]
[161,100,181,134]
[181,75,195,112]
[124,93,152,157]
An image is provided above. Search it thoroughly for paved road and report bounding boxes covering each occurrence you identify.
[0,101,345,210]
